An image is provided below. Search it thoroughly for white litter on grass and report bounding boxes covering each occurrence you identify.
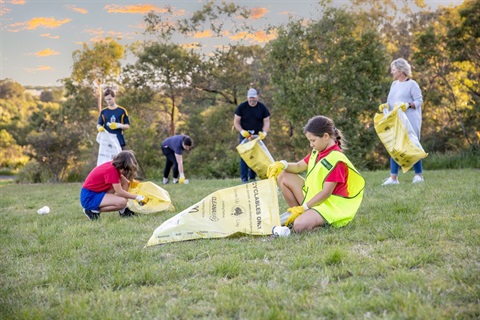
[37,206,50,215]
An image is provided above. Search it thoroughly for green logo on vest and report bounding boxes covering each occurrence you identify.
[321,158,333,170]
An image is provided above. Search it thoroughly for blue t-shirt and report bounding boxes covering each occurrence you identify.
[98,106,130,146]
[162,135,186,155]
[234,101,270,134]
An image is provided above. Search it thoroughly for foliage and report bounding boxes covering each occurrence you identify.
[267,8,389,168]
[1,170,479,318]
[23,102,85,183]
[0,78,25,99]
[0,129,28,170]
[71,37,125,113]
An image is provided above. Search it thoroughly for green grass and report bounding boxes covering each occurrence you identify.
[1,170,479,319]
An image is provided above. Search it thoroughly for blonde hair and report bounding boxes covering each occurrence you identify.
[391,58,412,77]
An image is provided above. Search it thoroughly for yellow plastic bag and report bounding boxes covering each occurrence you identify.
[374,104,428,173]
[236,137,275,179]
[146,178,281,246]
[127,181,172,214]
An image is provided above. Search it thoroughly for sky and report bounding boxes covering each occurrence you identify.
[0,0,464,87]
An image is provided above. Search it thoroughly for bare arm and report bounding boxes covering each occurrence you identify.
[285,159,308,173]
[233,114,243,133]
[262,116,270,133]
[112,183,138,199]
[304,181,337,208]
[175,153,185,174]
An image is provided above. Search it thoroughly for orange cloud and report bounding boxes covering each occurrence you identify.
[34,48,60,57]
[67,5,88,14]
[40,33,60,39]
[11,0,26,4]
[84,28,104,36]
[8,17,71,31]
[229,30,277,43]
[24,65,55,72]
[250,7,268,19]
[105,4,168,14]
[1,7,11,16]
[193,30,212,38]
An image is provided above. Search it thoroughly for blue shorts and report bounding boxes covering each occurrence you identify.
[80,188,106,211]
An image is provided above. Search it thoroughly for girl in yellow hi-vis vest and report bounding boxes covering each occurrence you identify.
[267,115,365,235]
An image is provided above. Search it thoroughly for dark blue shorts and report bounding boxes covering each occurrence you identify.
[80,188,106,211]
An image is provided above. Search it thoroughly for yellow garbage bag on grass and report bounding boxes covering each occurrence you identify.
[236,137,275,179]
[128,181,172,214]
[146,178,280,246]
[374,104,428,173]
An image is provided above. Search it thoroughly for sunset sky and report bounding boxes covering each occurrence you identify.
[0,0,463,87]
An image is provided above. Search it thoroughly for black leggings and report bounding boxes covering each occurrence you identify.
[162,147,179,179]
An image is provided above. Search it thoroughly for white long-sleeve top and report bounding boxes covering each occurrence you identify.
[387,79,423,138]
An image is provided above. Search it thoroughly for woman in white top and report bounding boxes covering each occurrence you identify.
[382,58,424,185]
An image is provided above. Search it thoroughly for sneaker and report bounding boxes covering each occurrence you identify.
[83,209,100,220]
[382,177,399,185]
[412,175,424,184]
[119,207,135,217]
[172,179,179,184]
[163,178,169,184]
[272,226,291,237]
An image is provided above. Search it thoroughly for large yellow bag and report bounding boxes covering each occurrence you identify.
[236,137,274,179]
[127,181,172,214]
[374,104,428,173]
[146,178,281,246]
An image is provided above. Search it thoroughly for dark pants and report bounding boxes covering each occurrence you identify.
[162,147,179,179]
[239,135,256,183]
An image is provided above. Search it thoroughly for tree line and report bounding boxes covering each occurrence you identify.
[1,0,478,182]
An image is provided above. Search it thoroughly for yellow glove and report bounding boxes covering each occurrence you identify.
[108,122,123,130]
[130,179,140,189]
[378,103,389,112]
[399,102,408,112]
[240,130,251,138]
[258,131,267,140]
[179,173,186,184]
[284,203,309,226]
[97,126,105,132]
[267,160,288,179]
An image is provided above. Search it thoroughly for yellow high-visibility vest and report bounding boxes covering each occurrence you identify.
[303,150,365,227]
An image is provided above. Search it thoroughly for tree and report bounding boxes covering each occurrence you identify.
[267,8,389,167]
[136,43,202,135]
[25,103,84,182]
[71,38,125,113]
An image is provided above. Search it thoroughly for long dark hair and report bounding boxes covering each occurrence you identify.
[303,115,347,150]
[112,150,138,180]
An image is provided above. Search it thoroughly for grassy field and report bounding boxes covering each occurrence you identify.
[1,169,479,319]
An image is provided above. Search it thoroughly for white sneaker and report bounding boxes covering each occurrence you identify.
[412,175,424,183]
[272,226,291,237]
[163,178,169,184]
[382,177,399,185]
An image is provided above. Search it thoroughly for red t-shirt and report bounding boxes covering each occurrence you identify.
[82,161,121,192]
[303,143,349,197]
